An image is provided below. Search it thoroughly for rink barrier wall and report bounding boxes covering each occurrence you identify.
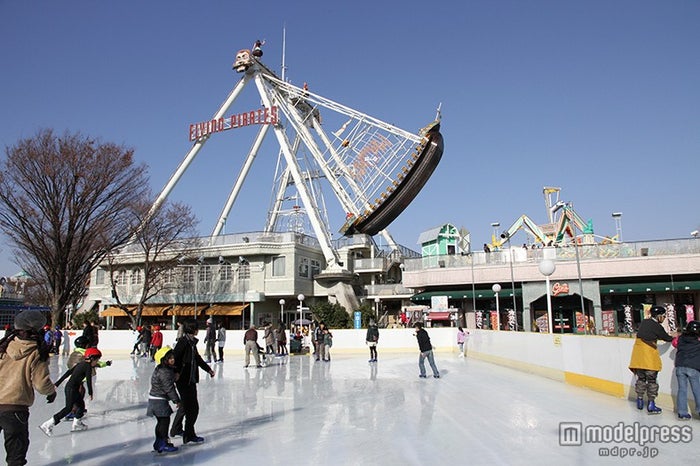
[79,328,683,410]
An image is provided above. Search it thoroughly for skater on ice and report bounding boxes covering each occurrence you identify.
[41,347,103,435]
[628,306,675,414]
[169,320,214,444]
[147,346,181,453]
[672,320,700,420]
[366,319,379,362]
[414,322,439,379]
[0,310,56,465]
[457,327,469,357]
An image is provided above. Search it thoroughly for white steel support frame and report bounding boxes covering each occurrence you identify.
[253,74,340,266]
[212,123,271,237]
[264,138,301,233]
[149,59,433,269]
[148,74,252,223]
[262,82,357,213]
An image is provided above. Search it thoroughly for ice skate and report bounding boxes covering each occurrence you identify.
[636,397,644,410]
[183,434,204,445]
[71,418,88,431]
[162,442,179,453]
[678,413,692,420]
[154,439,179,453]
[39,418,55,437]
[647,400,662,414]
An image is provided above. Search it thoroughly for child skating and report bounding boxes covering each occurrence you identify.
[62,336,111,421]
[147,347,181,453]
[40,347,102,435]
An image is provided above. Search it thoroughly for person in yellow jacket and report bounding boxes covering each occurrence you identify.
[0,310,57,465]
[628,306,675,413]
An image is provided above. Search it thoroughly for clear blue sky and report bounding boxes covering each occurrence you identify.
[1,1,698,276]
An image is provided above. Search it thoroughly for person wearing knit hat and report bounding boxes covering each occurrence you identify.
[0,310,56,465]
[14,310,46,331]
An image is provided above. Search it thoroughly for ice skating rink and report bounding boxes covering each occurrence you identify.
[24,351,696,465]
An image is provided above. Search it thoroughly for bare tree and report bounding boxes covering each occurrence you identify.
[0,129,149,325]
[106,194,199,328]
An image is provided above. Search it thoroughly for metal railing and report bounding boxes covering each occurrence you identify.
[402,238,700,272]
[364,283,412,297]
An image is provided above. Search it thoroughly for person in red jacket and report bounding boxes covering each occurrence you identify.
[150,326,163,361]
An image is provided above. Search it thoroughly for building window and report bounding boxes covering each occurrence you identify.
[199,265,211,282]
[272,256,286,277]
[298,258,309,278]
[182,266,195,283]
[130,269,142,285]
[219,264,232,281]
[163,268,176,284]
[238,262,250,280]
[116,269,128,286]
[95,269,106,285]
[310,259,321,278]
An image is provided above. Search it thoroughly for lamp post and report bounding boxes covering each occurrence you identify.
[539,259,556,334]
[194,256,204,322]
[238,257,248,329]
[612,212,623,242]
[469,253,476,315]
[568,209,588,334]
[279,298,285,325]
[374,297,380,321]
[492,283,501,330]
[297,293,305,326]
[500,232,518,326]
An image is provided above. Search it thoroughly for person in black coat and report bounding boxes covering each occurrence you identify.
[673,321,700,420]
[366,320,379,362]
[414,322,440,378]
[169,320,214,444]
[81,321,95,348]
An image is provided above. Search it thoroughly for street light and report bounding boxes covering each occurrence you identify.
[539,259,556,334]
[469,253,476,316]
[279,298,285,325]
[500,232,518,325]
[297,293,305,326]
[239,257,249,329]
[194,255,204,322]
[612,212,623,242]
[374,297,380,321]
[492,283,501,330]
[568,210,588,333]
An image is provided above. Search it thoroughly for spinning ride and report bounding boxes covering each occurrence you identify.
[149,44,444,271]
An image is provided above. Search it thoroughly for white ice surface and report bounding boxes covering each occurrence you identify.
[21,350,697,465]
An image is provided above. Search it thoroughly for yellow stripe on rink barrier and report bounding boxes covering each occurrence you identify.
[564,371,626,397]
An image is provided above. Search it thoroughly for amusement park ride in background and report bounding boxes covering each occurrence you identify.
[489,186,620,250]
[147,41,444,274]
